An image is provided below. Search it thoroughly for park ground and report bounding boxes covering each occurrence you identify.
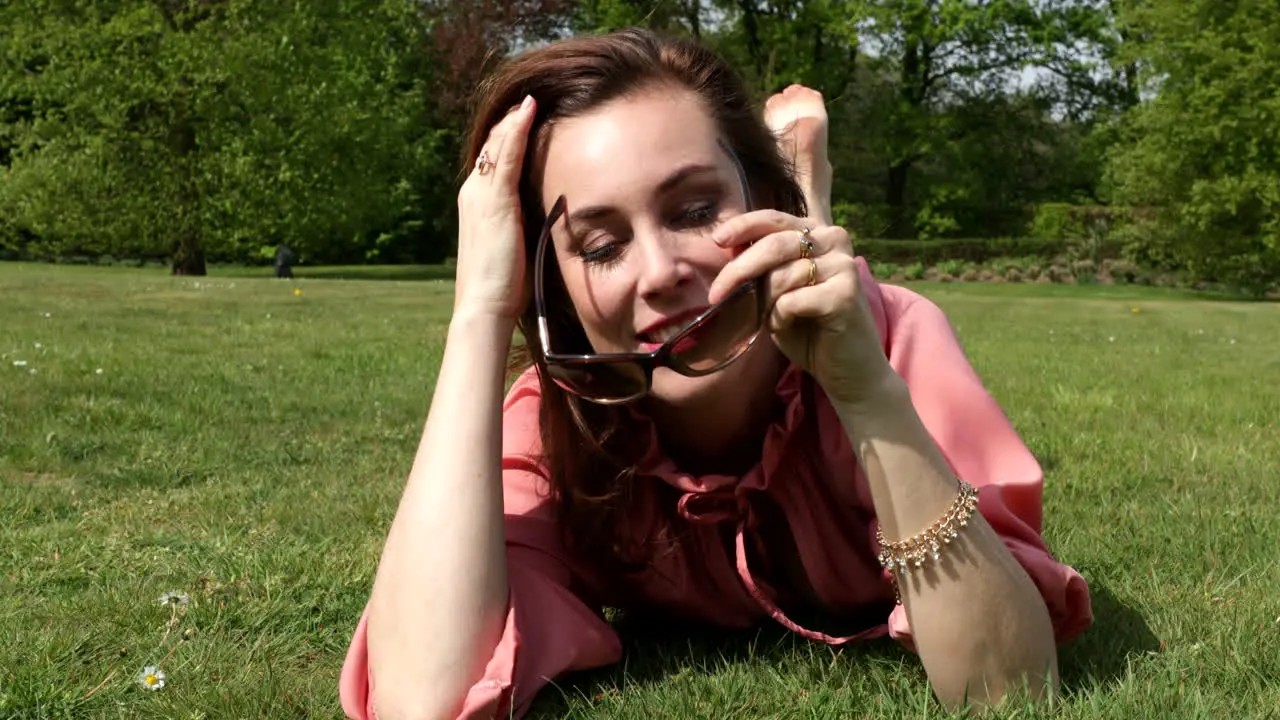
[1,262,1277,718]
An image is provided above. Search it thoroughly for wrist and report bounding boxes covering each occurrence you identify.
[831,368,912,430]
[448,304,519,338]
[445,308,517,361]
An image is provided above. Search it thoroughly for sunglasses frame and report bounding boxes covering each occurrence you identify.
[532,141,766,404]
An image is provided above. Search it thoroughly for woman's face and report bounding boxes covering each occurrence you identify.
[538,87,774,406]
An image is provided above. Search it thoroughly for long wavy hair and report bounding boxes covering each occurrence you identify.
[460,28,807,581]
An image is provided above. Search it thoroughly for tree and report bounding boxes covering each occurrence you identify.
[0,0,445,273]
[1106,0,1280,293]
[616,0,1118,238]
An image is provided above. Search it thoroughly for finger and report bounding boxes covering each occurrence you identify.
[768,282,845,334]
[708,227,797,302]
[767,257,860,331]
[708,225,844,303]
[768,257,823,301]
[470,96,535,183]
[493,95,537,185]
[711,209,799,249]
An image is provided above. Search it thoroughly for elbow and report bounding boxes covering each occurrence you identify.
[931,635,1059,711]
[368,690,462,720]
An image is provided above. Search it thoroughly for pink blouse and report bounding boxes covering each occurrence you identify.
[339,261,1093,719]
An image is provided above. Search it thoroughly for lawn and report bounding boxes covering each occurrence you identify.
[1,262,1278,719]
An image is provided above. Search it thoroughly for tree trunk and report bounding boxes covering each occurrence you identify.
[737,0,765,83]
[885,37,923,238]
[168,100,206,276]
[886,159,912,238]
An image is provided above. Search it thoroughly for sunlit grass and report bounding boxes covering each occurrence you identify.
[1,262,1277,718]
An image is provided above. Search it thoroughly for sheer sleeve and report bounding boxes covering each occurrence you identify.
[872,282,1093,650]
[339,370,622,719]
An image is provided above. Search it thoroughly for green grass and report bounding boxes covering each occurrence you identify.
[1,262,1278,719]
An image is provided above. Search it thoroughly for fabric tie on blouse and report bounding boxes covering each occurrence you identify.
[633,364,887,645]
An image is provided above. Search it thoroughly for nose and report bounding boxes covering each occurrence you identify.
[634,226,692,301]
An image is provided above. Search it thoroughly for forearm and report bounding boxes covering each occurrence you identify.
[366,311,514,720]
[834,374,1058,709]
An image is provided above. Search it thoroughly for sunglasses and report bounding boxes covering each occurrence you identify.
[533,143,768,404]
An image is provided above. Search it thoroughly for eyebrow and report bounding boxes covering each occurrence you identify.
[565,163,721,225]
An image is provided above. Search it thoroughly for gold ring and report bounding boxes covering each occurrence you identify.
[475,150,495,175]
[798,226,814,259]
[806,258,817,287]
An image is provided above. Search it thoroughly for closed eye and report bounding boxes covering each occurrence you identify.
[579,236,625,266]
[673,202,718,228]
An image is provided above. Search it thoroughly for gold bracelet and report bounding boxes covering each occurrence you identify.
[876,480,979,603]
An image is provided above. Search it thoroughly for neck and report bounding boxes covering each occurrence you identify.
[641,347,786,477]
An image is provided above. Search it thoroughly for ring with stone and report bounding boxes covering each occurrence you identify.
[798,226,815,259]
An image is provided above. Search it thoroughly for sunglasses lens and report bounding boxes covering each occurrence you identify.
[546,361,647,403]
[669,281,762,373]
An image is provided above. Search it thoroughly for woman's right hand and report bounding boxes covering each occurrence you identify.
[453,95,538,324]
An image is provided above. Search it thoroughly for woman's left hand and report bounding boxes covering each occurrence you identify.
[708,211,895,408]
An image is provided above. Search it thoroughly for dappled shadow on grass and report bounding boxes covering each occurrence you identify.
[529,582,1157,716]
[528,610,914,716]
[1057,580,1160,693]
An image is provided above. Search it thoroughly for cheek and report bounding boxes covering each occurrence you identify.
[560,265,635,346]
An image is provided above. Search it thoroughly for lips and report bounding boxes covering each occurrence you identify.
[636,307,708,351]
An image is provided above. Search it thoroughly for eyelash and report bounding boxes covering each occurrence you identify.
[578,202,719,266]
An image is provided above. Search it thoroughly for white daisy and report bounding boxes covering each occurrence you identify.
[137,665,166,691]
[12,361,26,367]
[158,591,190,607]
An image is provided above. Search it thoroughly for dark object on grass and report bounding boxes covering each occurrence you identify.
[274,245,297,279]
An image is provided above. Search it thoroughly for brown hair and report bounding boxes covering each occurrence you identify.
[461,28,806,580]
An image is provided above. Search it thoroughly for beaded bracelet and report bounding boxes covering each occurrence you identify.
[876,480,979,603]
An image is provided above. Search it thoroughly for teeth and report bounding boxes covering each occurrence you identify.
[647,326,683,344]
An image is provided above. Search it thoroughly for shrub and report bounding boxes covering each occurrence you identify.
[1048,264,1074,283]
[1106,258,1142,284]
[901,262,926,280]
[870,262,901,280]
[1005,267,1024,282]
[937,259,968,277]
[1029,203,1129,262]
[1072,259,1098,283]
[986,256,1025,275]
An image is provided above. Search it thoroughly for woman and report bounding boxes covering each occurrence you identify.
[340,29,1092,720]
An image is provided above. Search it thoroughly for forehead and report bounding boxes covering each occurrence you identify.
[539,88,722,209]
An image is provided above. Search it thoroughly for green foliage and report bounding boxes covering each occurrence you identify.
[1029,203,1128,262]
[0,0,451,271]
[1107,0,1280,295]
[869,261,901,279]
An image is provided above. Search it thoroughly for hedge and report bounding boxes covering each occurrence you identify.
[851,236,1069,264]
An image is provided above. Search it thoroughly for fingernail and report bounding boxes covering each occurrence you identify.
[521,95,534,111]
